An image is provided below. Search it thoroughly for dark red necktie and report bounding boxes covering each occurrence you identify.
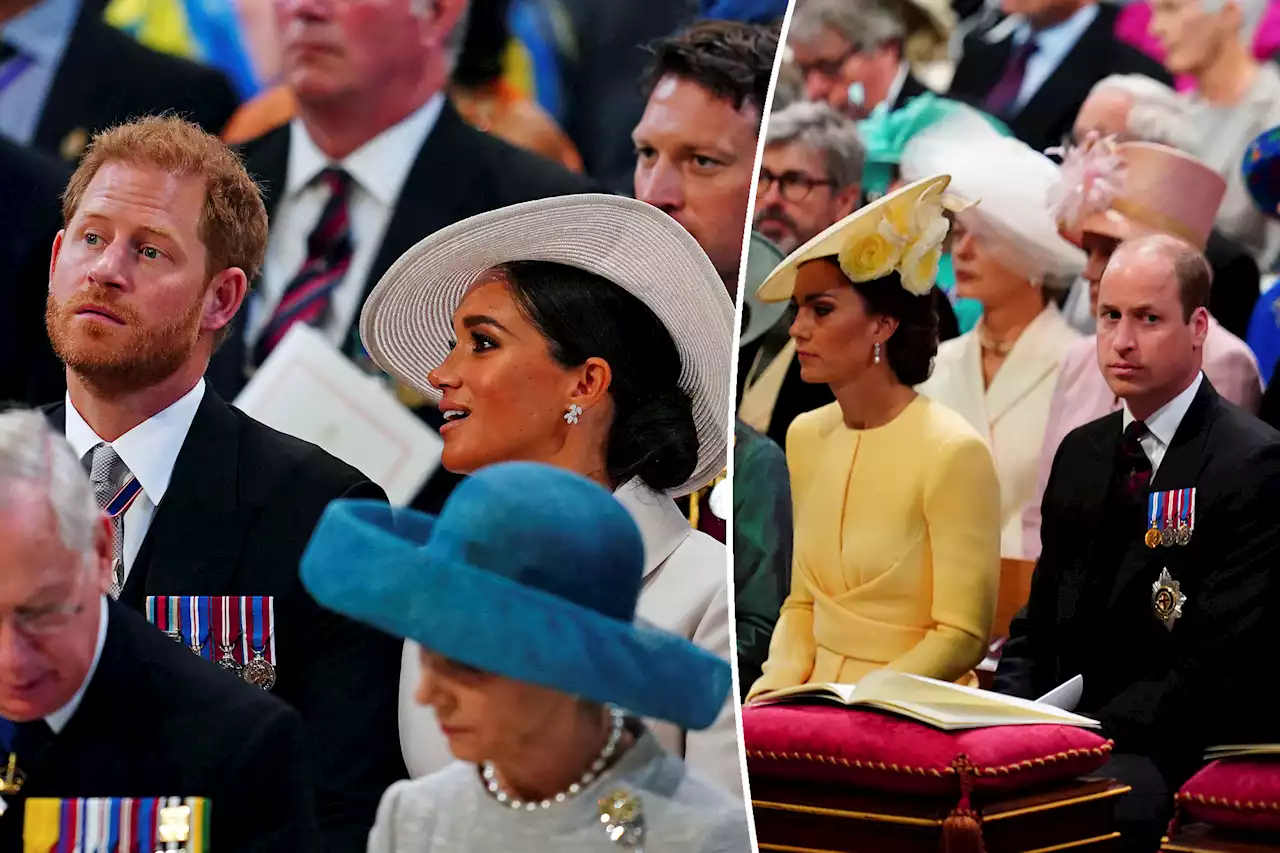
[253,168,354,366]
[984,38,1038,117]
[1118,420,1152,499]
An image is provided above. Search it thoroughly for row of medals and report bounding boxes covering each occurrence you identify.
[165,629,276,692]
[1145,523,1192,549]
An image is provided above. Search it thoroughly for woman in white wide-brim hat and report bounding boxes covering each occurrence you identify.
[357,194,740,796]
[905,123,1086,559]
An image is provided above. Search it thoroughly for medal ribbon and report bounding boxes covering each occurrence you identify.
[1188,488,1196,534]
[238,598,252,663]
[251,597,267,661]
[1147,492,1159,533]
[267,597,277,664]
[181,596,195,651]
[106,798,121,853]
[82,798,101,853]
[119,797,133,853]
[167,597,180,638]
[136,798,156,852]
[56,797,79,853]
[190,797,209,853]
[201,597,214,660]
[1163,491,1175,536]
[23,799,59,851]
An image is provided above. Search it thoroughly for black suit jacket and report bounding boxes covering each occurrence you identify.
[995,379,1280,786]
[1204,228,1261,340]
[44,389,406,853]
[892,70,931,110]
[0,138,67,406]
[209,101,598,512]
[0,601,319,852]
[27,2,239,163]
[948,3,1173,154]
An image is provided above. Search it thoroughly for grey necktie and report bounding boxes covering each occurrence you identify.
[87,443,132,599]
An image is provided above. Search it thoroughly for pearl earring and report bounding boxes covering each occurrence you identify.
[564,404,583,425]
[873,342,882,364]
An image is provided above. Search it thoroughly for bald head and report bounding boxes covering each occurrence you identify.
[1108,234,1212,321]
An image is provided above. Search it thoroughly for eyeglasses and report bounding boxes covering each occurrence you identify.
[793,46,858,80]
[0,570,90,638]
[758,168,838,203]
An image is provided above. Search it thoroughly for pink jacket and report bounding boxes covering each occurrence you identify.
[1115,1,1280,93]
[1021,320,1262,559]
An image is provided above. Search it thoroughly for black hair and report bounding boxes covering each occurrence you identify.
[497,260,699,492]
[641,20,779,113]
[823,260,939,386]
[452,0,512,88]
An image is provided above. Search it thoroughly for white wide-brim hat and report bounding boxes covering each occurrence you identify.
[358,194,733,498]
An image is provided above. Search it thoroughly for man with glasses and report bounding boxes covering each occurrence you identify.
[753,101,864,256]
[0,409,318,850]
[786,0,930,120]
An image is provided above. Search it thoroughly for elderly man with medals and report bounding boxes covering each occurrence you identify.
[993,230,1280,853]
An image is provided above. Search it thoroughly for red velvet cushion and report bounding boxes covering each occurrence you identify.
[1177,759,1280,833]
[743,704,1112,797]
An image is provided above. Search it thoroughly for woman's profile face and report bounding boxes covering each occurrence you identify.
[949,215,1033,307]
[428,274,580,475]
[788,259,882,386]
[415,648,578,764]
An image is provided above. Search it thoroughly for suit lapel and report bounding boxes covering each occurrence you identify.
[986,307,1073,426]
[964,36,1013,105]
[129,390,251,596]
[1105,381,1217,609]
[1059,416,1120,622]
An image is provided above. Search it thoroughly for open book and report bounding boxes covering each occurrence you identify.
[747,670,1100,731]
[1204,744,1280,761]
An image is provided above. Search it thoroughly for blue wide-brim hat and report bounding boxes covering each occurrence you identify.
[300,462,731,731]
[1244,125,1280,219]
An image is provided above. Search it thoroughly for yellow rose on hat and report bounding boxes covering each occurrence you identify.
[900,215,949,296]
[838,219,906,282]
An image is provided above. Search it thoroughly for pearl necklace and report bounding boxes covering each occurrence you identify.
[482,706,625,811]
[977,325,1014,356]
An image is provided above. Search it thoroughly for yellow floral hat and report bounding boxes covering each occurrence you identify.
[756,175,968,303]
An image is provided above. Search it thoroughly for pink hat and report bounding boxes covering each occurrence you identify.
[1050,138,1226,251]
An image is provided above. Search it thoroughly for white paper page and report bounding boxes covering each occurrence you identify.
[234,325,443,505]
[1037,675,1084,712]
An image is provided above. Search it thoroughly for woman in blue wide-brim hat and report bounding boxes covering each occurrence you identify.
[300,461,747,853]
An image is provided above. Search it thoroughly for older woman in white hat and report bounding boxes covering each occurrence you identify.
[357,194,739,795]
[906,126,1087,559]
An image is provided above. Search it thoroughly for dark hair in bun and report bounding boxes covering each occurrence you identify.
[497,260,699,492]
[826,261,939,386]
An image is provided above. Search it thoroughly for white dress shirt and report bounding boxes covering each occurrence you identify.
[246,94,445,353]
[46,597,109,734]
[1122,371,1204,478]
[63,379,206,586]
[1009,2,1100,114]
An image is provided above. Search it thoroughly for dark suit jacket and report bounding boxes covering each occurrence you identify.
[44,389,406,853]
[893,70,931,110]
[0,601,319,852]
[1204,228,1261,341]
[994,379,1280,786]
[0,138,67,406]
[210,100,597,512]
[28,1,239,163]
[948,3,1173,154]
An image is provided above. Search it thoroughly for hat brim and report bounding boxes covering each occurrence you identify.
[755,175,953,304]
[1076,209,1161,247]
[358,194,733,497]
[300,500,732,732]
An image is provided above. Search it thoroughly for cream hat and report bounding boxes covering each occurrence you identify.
[756,175,966,303]
[358,194,734,498]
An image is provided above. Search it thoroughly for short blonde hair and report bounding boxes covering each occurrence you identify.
[62,115,269,285]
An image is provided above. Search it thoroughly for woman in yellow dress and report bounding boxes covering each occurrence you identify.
[745,176,1003,700]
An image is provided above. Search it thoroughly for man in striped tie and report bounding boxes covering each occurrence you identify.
[41,115,406,851]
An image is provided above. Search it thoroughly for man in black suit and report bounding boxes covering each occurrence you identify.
[948,0,1172,154]
[43,116,404,852]
[784,0,931,121]
[0,409,318,850]
[0,138,66,406]
[0,0,238,162]
[211,0,594,513]
[995,235,1280,853]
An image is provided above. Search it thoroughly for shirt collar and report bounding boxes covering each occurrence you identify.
[1122,371,1204,447]
[64,378,206,505]
[884,62,911,109]
[1013,2,1098,51]
[46,596,108,734]
[1,0,80,63]
[284,93,445,205]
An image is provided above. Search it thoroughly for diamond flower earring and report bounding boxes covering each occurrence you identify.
[565,404,583,425]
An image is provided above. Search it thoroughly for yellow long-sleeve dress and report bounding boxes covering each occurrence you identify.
[747,396,1002,699]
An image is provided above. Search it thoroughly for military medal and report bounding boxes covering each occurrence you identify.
[166,595,183,644]
[1145,493,1162,548]
[1151,567,1187,630]
[1176,487,1195,546]
[1160,491,1176,547]
[599,789,645,851]
[216,596,244,677]
[241,596,277,691]
[159,797,191,851]
[185,596,210,658]
[0,753,24,794]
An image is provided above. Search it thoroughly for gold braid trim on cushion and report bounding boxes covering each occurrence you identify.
[746,742,1114,780]
[1175,792,1280,812]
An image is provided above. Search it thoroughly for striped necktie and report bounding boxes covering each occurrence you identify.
[253,167,354,365]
